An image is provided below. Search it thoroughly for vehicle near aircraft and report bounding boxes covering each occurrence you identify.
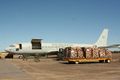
[62,47,112,64]
[5,29,109,61]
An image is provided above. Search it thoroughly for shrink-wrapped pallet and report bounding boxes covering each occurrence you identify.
[93,48,99,58]
[86,47,93,58]
[70,48,77,58]
[99,48,106,58]
[77,47,84,58]
[105,49,112,58]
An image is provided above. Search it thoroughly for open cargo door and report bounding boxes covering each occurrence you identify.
[31,39,42,49]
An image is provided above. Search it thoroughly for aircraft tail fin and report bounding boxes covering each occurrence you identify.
[95,29,108,47]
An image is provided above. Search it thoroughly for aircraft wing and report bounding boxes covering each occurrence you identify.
[101,44,120,48]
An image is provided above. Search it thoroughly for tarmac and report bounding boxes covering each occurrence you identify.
[0,53,120,80]
[0,59,33,80]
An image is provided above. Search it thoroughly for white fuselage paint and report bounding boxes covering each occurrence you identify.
[5,42,94,54]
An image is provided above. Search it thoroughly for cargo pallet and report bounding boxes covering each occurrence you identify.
[64,58,112,64]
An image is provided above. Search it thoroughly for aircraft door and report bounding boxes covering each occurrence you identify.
[31,39,42,49]
[19,44,22,49]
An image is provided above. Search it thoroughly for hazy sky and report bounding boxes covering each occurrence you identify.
[0,0,120,51]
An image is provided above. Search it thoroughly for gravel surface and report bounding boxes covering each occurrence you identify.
[0,53,120,80]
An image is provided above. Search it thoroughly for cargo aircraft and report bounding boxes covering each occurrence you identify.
[104,44,120,48]
[5,29,111,60]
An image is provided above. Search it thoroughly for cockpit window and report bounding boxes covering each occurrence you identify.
[9,45,15,47]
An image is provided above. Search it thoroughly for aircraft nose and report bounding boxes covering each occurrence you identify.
[5,46,16,52]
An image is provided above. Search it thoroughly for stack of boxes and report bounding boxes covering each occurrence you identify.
[77,47,84,58]
[93,48,100,58]
[63,47,112,59]
[85,47,93,58]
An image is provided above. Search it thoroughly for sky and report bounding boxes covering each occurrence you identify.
[0,0,120,51]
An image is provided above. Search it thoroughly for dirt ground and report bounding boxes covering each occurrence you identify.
[7,53,120,80]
